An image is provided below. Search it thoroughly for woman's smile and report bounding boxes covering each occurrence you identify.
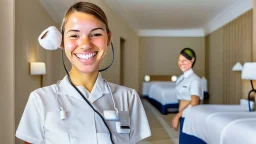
[75,51,98,64]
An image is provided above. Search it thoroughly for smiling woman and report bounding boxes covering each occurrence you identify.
[63,11,110,79]
[16,2,151,144]
[173,48,206,144]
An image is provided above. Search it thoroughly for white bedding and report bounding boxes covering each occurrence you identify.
[147,82,178,105]
[142,81,165,96]
[205,112,256,144]
[182,105,248,142]
[220,118,256,144]
[142,77,208,103]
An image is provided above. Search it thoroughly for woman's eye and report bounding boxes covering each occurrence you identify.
[70,35,79,38]
[91,33,102,37]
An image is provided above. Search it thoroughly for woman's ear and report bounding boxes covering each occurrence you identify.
[191,57,195,63]
[60,40,64,49]
[107,32,112,46]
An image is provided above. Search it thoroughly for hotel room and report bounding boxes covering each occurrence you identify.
[1,0,256,144]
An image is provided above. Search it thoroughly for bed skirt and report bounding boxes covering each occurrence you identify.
[143,95,179,115]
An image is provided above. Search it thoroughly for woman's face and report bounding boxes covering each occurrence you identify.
[63,12,111,74]
[178,54,193,72]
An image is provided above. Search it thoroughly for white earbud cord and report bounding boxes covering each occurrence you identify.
[104,80,119,115]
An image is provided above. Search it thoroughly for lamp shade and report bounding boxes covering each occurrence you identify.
[232,62,243,71]
[171,75,177,82]
[144,75,150,82]
[30,62,46,75]
[241,62,256,80]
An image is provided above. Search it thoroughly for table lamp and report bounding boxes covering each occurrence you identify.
[241,62,256,111]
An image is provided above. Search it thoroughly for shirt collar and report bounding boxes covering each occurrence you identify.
[57,73,110,103]
[184,69,194,78]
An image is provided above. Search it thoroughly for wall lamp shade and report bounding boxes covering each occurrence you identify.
[30,62,46,75]
[232,62,243,71]
[144,75,150,82]
[241,62,256,80]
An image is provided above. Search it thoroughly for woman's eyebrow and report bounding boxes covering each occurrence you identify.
[66,30,79,34]
[91,27,104,32]
[66,27,105,34]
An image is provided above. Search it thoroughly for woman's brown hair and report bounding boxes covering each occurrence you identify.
[60,2,111,47]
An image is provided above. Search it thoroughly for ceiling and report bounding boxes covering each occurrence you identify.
[40,0,252,37]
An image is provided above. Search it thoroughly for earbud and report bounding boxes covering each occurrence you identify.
[60,110,66,120]
[38,26,62,50]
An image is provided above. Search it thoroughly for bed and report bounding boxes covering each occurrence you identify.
[220,117,256,144]
[206,112,256,144]
[142,75,209,115]
[142,75,178,114]
[182,103,255,144]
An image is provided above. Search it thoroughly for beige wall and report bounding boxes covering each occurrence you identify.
[205,28,224,104]
[0,0,15,144]
[206,10,252,104]
[139,37,205,93]
[83,0,140,91]
[15,0,59,143]
[253,0,256,61]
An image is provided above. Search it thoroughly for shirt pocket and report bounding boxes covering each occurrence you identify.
[96,111,130,144]
[44,111,74,144]
[97,120,130,144]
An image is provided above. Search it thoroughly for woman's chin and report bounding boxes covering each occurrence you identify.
[181,68,189,72]
[77,66,98,74]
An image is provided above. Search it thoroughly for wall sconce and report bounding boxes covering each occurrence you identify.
[241,62,256,111]
[171,75,177,82]
[30,62,46,87]
[144,75,150,82]
[232,62,243,71]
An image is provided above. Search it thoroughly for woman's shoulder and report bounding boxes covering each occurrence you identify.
[190,73,201,81]
[107,82,138,96]
[30,84,57,99]
[107,82,133,92]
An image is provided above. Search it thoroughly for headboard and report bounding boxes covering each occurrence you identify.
[144,75,174,82]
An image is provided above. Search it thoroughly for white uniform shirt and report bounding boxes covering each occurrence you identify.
[175,69,203,117]
[16,73,151,144]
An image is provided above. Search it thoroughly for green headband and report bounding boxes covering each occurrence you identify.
[184,49,194,58]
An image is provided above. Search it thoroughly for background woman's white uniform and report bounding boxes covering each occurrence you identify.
[16,73,151,144]
[175,69,203,117]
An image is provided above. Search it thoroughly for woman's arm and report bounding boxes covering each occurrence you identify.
[172,95,200,130]
[177,95,200,116]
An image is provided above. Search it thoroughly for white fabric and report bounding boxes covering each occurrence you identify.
[142,81,172,96]
[182,105,248,142]
[142,81,162,96]
[184,69,193,78]
[16,73,151,144]
[220,118,256,144]
[205,112,256,144]
[147,82,178,105]
[240,99,255,110]
[182,104,192,117]
[175,69,203,101]
[201,77,207,92]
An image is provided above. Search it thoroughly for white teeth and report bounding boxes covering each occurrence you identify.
[76,53,96,60]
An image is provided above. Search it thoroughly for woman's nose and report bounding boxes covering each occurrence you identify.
[79,35,93,49]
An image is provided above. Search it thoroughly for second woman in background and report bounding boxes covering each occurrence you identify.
[172,48,205,144]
